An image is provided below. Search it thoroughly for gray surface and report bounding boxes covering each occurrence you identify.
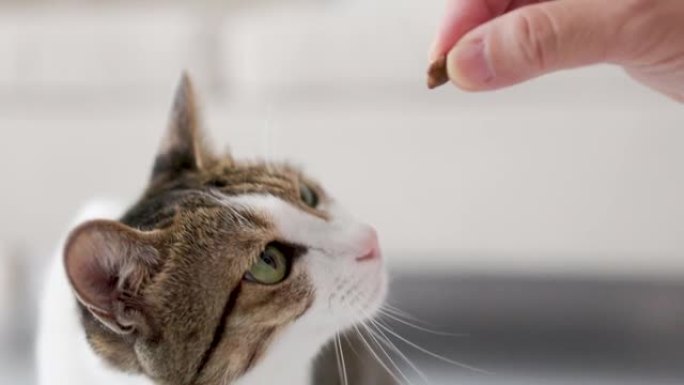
[6,272,684,384]
[383,273,684,384]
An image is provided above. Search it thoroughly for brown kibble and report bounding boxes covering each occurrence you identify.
[427,55,449,89]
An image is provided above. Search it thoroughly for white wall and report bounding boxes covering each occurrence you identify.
[1,1,683,278]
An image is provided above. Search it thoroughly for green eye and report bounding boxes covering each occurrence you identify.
[299,183,319,208]
[245,244,289,285]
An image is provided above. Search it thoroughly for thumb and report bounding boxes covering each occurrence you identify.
[446,0,620,91]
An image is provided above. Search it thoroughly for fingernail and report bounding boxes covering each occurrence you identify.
[448,38,494,90]
[428,37,442,62]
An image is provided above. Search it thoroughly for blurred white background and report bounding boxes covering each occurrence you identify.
[1,0,682,278]
[0,0,683,384]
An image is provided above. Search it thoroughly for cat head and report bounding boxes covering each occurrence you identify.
[63,75,387,385]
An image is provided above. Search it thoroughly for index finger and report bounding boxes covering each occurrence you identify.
[430,0,539,61]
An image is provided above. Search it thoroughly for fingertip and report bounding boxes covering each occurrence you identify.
[446,38,495,91]
[430,0,506,64]
[428,39,442,63]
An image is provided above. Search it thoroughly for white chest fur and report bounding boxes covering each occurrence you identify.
[36,201,155,385]
[233,317,332,385]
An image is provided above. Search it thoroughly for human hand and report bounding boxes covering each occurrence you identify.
[427,0,684,102]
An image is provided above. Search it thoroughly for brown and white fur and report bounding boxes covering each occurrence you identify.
[36,75,388,385]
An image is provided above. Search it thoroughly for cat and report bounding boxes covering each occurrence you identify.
[36,74,390,385]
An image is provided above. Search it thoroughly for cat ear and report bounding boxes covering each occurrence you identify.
[64,220,161,335]
[151,73,213,182]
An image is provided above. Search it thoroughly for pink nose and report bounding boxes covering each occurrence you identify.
[356,228,381,262]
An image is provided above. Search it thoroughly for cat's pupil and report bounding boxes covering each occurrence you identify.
[262,254,276,268]
[299,183,319,208]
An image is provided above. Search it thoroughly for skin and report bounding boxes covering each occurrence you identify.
[430,0,684,102]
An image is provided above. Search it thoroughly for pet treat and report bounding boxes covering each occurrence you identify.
[427,55,449,89]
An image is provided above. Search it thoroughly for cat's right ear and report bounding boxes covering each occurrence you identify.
[63,220,162,335]
[151,73,213,183]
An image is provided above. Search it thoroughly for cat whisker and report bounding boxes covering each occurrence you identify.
[336,333,349,385]
[333,334,345,385]
[381,304,431,325]
[373,319,491,375]
[378,308,468,337]
[359,322,423,385]
[351,324,413,385]
[366,319,432,385]
[336,301,419,385]
[336,330,356,357]
[382,303,413,315]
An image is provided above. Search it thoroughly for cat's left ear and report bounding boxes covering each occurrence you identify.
[64,220,162,335]
[151,73,214,182]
